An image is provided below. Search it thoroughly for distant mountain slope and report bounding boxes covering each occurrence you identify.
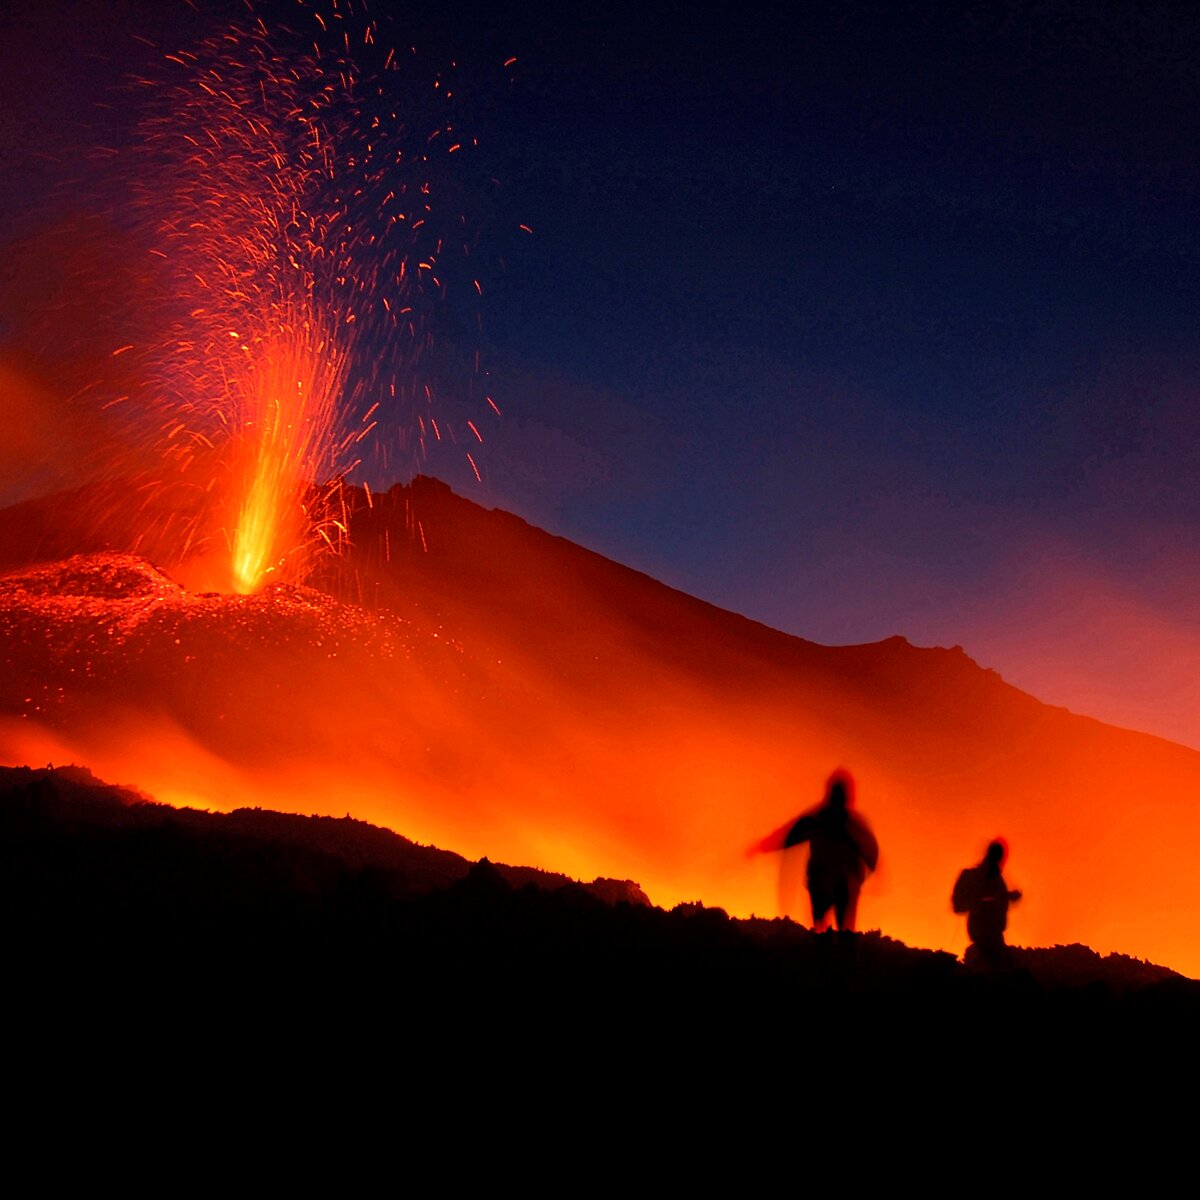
[2,477,1198,976]
[0,763,648,903]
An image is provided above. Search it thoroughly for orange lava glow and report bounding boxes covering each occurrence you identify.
[2,12,1196,983]
[0,5,502,596]
[3,483,1199,981]
[227,322,349,593]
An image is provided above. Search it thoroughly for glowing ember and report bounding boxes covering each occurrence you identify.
[101,1,502,592]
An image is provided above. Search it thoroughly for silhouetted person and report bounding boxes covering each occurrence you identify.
[751,769,879,931]
[953,838,1022,969]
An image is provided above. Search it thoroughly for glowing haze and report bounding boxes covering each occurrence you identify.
[2,2,1199,980]
[4,483,1200,981]
[5,1,1198,751]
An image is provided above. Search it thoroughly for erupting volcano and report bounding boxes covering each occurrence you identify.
[3,1,1200,996]
[8,1,504,595]
[5,477,1200,980]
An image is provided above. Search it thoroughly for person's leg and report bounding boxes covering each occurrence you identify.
[809,886,834,931]
[836,883,860,932]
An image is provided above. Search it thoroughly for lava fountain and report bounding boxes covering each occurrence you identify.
[96,0,504,592]
[226,317,351,593]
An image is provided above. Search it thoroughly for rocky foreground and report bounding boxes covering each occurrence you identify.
[4,760,1195,1148]
[3,765,1194,1025]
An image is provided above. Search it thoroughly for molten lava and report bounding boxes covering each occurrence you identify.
[0,4,506,595]
[228,323,350,593]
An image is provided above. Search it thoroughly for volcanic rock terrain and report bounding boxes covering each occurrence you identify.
[2,477,1199,976]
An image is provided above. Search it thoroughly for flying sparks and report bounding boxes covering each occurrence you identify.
[110,0,501,592]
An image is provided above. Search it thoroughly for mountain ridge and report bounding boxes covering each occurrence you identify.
[2,476,1199,976]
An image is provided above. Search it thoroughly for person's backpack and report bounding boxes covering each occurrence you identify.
[951,866,981,914]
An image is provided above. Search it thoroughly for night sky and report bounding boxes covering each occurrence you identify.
[3,0,1200,747]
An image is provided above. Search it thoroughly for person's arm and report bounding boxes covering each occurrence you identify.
[746,813,809,857]
[783,815,815,849]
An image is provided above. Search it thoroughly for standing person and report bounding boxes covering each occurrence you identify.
[751,769,879,931]
[952,838,1022,968]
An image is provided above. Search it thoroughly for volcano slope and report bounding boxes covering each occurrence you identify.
[4,764,1194,1049]
[2,476,1199,977]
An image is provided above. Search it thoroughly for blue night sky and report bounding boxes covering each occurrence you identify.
[3,0,1200,746]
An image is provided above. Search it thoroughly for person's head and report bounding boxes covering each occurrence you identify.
[825,768,856,811]
[984,838,1008,870]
